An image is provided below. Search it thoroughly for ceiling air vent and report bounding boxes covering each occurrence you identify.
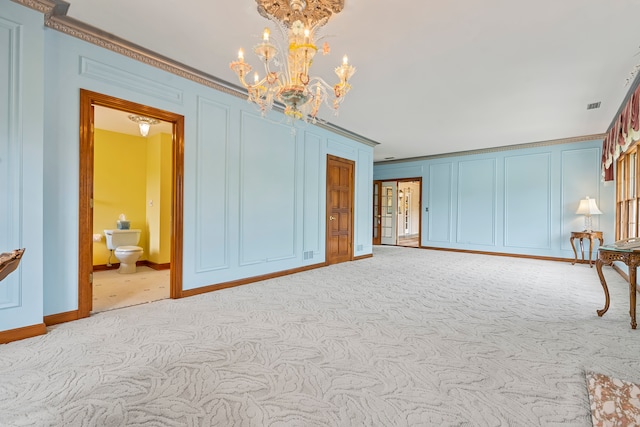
[587,102,601,110]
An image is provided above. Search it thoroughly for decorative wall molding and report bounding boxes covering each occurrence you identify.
[0,16,23,310]
[11,0,67,18]
[327,138,357,158]
[80,57,183,104]
[503,153,552,249]
[303,131,323,256]
[560,147,602,251]
[427,163,452,243]
[11,0,379,148]
[238,112,298,266]
[195,97,230,273]
[456,158,496,246]
[375,134,606,165]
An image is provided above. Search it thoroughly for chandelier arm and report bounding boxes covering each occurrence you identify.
[271,24,292,84]
[307,76,349,113]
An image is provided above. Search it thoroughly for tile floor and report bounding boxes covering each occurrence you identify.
[92,266,170,313]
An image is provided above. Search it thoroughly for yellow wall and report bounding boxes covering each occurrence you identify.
[93,129,172,266]
[145,132,172,264]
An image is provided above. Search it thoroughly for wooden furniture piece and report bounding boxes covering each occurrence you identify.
[595,246,639,329]
[570,231,603,267]
[0,248,24,282]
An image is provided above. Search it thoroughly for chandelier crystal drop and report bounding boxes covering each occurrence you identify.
[230,0,355,122]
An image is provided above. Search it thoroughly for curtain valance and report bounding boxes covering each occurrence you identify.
[602,84,640,181]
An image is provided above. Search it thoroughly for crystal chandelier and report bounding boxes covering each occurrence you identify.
[230,0,355,122]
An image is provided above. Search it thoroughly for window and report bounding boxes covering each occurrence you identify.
[616,145,640,239]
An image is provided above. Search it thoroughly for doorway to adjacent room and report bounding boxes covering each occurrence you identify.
[78,89,185,318]
[373,179,422,247]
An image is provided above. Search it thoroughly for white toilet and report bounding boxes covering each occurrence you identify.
[104,229,143,274]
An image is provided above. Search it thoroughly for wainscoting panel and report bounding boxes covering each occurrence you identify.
[239,113,297,265]
[355,149,374,256]
[80,57,183,104]
[303,131,322,259]
[0,16,22,309]
[504,153,551,249]
[560,147,602,250]
[195,97,229,272]
[427,162,452,243]
[375,139,610,258]
[457,158,496,246]
[327,138,356,158]
[0,1,44,334]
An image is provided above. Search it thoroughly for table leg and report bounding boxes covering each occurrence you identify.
[579,238,585,263]
[595,258,610,317]
[629,267,637,329]
[570,237,578,265]
[588,236,595,267]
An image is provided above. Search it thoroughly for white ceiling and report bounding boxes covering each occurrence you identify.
[65,0,640,162]
[94,106,172,137]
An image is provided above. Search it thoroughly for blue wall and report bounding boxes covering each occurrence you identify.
[0,0,374,331]
[0,1,44,331]
[374,140,614,259]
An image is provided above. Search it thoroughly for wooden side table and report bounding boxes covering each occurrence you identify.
[570,231,603,267]
[595,246,639,329]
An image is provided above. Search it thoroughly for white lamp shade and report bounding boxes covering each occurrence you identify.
[138,122,150,137]
[575,197,602,215]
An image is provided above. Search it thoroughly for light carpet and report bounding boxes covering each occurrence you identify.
[1,246,640,426]
[92,266,170,313]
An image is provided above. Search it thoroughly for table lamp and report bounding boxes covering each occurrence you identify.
[575,196,602,232]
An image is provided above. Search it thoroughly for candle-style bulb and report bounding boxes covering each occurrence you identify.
[254,72,259,84]
[304,29,310,39]
[263,28,270,42]
[238,49,244,61]
[342,55,348,65]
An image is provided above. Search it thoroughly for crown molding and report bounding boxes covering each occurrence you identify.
[11,0,68,17]
[374,133,606,165]
[10,0,379,148]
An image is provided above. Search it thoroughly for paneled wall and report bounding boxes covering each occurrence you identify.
[42,29,373,311]
[374,141,614,258]
[0,2,44,332]
[0,0,374,331]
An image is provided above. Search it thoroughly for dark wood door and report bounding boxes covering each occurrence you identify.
[373,180,382,245]
[326,155,354,265]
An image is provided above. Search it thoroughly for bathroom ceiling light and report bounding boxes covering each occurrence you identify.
[128,115,160,137]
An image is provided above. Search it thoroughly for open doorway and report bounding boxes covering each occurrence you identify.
[373,178,422,247]
[91,106,173,312]
[78,90,184,318]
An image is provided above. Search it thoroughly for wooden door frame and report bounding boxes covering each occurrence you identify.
[397,177,422,246]
[372,180,382,245]
[78,89,184,318]
[325,154,355,265]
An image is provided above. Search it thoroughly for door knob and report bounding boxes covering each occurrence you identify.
[329,215,336,221]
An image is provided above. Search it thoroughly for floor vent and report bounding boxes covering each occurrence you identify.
[303,251,314,260]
